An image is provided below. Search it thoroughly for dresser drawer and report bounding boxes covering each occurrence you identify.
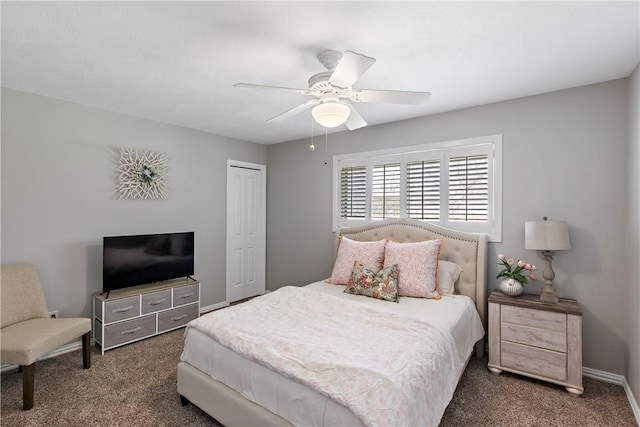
[173,284,199,307]
[104,295,140,323]
[103,315,156,348]
[501,322,567,352]
[501,341,566,381]
[158,303,199,332]
[142,289,172,314]
[502,305,566,332]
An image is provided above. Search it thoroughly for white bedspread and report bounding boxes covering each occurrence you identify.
[186,285,465,427]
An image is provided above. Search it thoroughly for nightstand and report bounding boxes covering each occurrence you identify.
[488,291,583,395]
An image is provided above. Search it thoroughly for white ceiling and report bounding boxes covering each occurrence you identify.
[2,1,639,145]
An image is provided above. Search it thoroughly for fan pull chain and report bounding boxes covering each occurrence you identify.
[309,117,315,151]
[325,127,328,153]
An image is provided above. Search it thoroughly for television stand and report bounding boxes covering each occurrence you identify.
[93,278,200,354]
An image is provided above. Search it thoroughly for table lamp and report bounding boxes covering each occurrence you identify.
[525,217,571,303]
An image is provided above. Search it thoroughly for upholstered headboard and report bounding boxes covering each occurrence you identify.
[337,218,488,334]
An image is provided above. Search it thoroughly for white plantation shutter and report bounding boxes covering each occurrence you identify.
[448,154,489,222]
[333,135,502,241]
[406,160,440,221]
[371,163,401,219]
[340,166,366,219]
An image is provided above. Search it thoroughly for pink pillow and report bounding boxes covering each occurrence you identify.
[384,240,443,299]
[326,237,386,285]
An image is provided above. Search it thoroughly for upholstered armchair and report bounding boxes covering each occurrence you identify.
[0,264,92,410]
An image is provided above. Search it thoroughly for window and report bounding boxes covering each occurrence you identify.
[448,154,489,222]
[333,135,502,241]
[371,163,400,219]
[407,159,440,221]
[339,166,366,219]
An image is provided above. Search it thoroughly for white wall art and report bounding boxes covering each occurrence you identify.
[116,147,169,199]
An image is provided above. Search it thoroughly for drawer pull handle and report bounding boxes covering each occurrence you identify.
[112,305,134,313]
[148,298,167,306]
[179,292,195,299]
[121,326,142,335]
[171,314,187,321]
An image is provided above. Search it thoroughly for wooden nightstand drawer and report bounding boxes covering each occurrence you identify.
[501,341,566,381]
[501,305,566,332]
[501,323,566,352]
[142,289,172,314]
[104,295,140,323]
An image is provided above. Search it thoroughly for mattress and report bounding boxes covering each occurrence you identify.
[181,281,484,427]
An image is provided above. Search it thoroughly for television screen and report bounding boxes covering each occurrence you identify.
[103,232,194,294]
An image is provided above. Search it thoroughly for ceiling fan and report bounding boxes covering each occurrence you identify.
[234,50,431,130]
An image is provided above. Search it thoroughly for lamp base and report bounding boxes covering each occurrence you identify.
[540,283,559,303]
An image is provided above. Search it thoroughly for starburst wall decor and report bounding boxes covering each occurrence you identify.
[116,147,169,199]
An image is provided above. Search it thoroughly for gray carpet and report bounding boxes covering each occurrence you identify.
[1,329,636,426]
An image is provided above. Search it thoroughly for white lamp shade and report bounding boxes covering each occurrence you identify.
[525,220,571,251]
[311,102,351,128]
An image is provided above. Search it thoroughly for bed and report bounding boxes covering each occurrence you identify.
[178,218,487,426]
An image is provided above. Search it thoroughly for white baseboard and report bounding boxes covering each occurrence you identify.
[200,300,229,314]
[583,367,640,424]
[0,340,84,373]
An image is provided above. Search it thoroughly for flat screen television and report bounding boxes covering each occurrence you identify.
[103,232,194,295]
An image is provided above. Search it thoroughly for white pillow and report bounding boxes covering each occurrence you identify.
[437,260,464,295]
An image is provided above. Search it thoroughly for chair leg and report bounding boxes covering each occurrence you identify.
[22,364,35,410]
[82,332,91,369]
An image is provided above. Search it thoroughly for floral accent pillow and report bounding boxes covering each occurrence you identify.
[344,261,399,302]
[326,237,386,285]
[384,239,443,299]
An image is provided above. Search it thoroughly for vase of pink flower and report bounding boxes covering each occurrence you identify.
[496,254,537,296]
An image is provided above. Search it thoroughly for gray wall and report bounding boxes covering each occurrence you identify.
[627,64,640,405]
[1,88,267,314]
[267,79,630,375]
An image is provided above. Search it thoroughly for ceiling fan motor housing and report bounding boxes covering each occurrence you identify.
[317,50,343,71]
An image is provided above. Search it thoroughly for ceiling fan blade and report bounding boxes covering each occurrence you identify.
[267,99,320,123]
[344,102,367,130]
[329,51,376,89]
[354,89,431,105]
[234,83,307,94]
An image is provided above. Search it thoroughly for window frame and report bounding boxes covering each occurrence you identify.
[332,134,503,242]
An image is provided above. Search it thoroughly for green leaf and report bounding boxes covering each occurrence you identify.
[513,273,528,284]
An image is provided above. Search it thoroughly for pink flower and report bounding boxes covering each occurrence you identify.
[498,254,506,261]
[524,263,532,270]
[517,260,526,268]
[530,273,538,281]
[507,259,514,266]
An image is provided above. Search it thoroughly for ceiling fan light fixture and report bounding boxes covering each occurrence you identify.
[311,102,351,128]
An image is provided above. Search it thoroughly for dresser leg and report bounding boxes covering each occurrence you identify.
[565,387,583,396]
[488,366,502,375]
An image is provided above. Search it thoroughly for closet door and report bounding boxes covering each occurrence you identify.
[226,160,266,303]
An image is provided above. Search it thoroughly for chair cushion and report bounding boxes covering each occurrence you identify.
[1,264,50,328]
[0,318,91,366]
